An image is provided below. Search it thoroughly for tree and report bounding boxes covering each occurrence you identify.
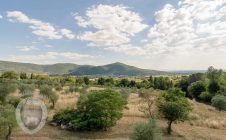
[0,83,17,104]
[53,89,127,131]
[188,73,204,84]
[1,71,18,80]
[130,118,162,140]
[160,102,184,134]
[153,77,172,90]
[72,89,127,130]
[129,80,137,87]
[83,77,89,85]
[148,76,154,87]
[0,104,17,140]
[105,78,114,86]
[211,95,226,111]
[39,85,58,108]
[18,84,35,98]
[188,81,206,100]
[208,81,220,94]
[159,88,192,134]
[97,77,105,86]
[139,89,158,118]
[178,76,189,93]
[119,78,130,87]
[206,66,223,81]
[20,72,27,79]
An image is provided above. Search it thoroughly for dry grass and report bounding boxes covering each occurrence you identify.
[9,87,226,140]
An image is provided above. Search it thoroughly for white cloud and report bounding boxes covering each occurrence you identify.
[139,0,226,69]
[75,4,148,47]
[0,15,3,19]
[7,11,75,40]
[8,52,94,64]
[105,44,146,56]
[16,46,39,52]
[60,29,75,39]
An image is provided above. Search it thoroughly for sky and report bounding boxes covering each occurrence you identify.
[0,0,226,70]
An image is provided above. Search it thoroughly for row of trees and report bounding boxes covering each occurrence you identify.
[177,66,226,110]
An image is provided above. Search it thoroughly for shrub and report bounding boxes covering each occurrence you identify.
[130,118,162,140]
[199,92,212,103]
[211,95,226,111]
[52,109,77,125]
[0,83,16,104]
[208,81,220,94]
[53,89,127,131]
[7,96,21,108]
[188,81,206,100]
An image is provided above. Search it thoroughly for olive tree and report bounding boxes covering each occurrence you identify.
[0,104,17,140]
[159,88,192,134]
[39,85,58,108]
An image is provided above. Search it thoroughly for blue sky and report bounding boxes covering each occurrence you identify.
[0,0,226,70]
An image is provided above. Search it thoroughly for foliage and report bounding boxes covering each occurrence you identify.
[211,95,226,111]
[0,104,17,140]
[207,66,223,81]
[18,83,35,98]
[187,73,204,84]
[139,89,158,118]
[130,118,162,140]
[208,81,220,94]
[7,96,21,108]
[97,77,105,86]
[159,88,192,134]
[199,92,212,103]
[188,81,206,100]
[39,85,58,108]
[52,109,77,125]
[53,89,127,131]
[118,78,130,87]
[19,72,27,79]
[83,77,89,85]
[1,71,18,80]
[178,76,189,93]
[0,83,17,104]
[153,77,173,90]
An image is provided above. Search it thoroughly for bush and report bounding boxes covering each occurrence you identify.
[130,118,162,140]
[188,81,206,100]
[52,109,77,125]
[199,92,212,103]
[211,95,226,111]
[0,83,17,104]
[52,89,127,131]
[7,96,21,108]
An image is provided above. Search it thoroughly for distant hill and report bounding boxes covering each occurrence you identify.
[0,60,169,76]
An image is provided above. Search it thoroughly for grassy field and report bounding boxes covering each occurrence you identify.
[10,88,226,140]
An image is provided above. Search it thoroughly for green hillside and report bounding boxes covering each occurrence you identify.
[0,61,169,76]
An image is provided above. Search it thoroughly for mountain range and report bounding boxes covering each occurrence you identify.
[0,60,169,76]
